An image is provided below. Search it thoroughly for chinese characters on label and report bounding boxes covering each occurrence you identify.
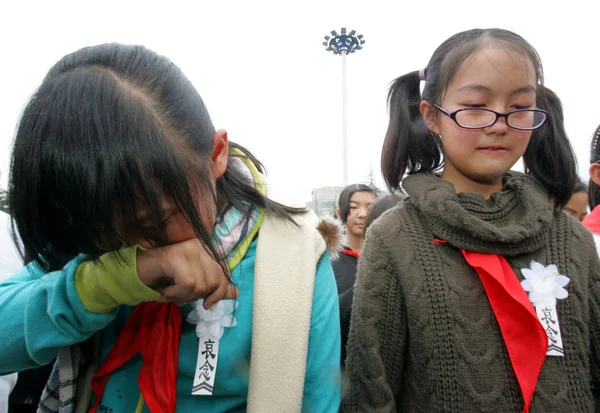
[535,306,564,356]
[192,338,219,395]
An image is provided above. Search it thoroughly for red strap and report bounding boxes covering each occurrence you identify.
[90,302,182,413]
[461,250,547,413]
[339,249,360,258]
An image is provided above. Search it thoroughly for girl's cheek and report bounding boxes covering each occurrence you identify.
[516,130,533,140]
[164,214,198,244]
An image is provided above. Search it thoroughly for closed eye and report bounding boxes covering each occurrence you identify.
[512,105,533,110]
[138,211,176,231]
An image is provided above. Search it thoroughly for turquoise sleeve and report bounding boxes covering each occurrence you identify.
[302,251,342,412]
[0,257,118,374]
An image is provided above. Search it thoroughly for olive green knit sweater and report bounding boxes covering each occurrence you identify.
[341,172,600,412]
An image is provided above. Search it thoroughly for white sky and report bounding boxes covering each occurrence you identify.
[1,0,598,201]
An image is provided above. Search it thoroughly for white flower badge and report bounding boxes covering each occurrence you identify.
[187,299,238,339]
[520,261,570,308]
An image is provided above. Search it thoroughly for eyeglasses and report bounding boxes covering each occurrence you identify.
[434,104,548,130]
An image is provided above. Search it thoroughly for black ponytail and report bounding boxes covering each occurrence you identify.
[523,86,577,208]
[588,125,600,209]
[381,71,442,191]
[589,179,600,210]
[217,141,305,225]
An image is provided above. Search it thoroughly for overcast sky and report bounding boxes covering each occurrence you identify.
[1,0,598,201]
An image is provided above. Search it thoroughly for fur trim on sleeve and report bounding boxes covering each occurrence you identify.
[316,217,343,257]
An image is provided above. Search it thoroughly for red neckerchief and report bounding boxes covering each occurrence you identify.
[436,240,547,413]
[90,302,182,413]
[583,205,600,235]
[339,249,360,259]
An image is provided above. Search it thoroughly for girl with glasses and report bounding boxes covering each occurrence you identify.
[342,28,599,413]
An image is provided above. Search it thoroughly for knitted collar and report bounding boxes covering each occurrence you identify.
[402,171,555,256]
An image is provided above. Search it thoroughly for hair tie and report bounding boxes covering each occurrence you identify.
[591,124,600,163]
[419,68,427,81]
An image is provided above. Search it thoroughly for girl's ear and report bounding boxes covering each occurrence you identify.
[590,163,600,186]
[420,100,441,135]
[211,129,229,179]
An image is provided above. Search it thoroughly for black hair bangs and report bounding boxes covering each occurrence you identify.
[11,67,214,271]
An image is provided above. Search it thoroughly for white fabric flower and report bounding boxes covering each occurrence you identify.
[520,261,569,308]
[187,299,238,339]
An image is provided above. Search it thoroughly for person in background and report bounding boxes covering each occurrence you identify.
[332,184,376,297]
[562,178,588,222]
[362,194,403,232]
[582,125,600,251]
[339,194,402,363]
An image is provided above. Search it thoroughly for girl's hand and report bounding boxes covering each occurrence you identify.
[136,239,238,308]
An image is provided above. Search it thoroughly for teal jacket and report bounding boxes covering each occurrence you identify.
[0,239,341,412]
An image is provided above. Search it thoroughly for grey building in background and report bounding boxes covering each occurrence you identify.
[309,186,343,219]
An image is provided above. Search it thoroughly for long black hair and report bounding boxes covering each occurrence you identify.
[381,28,577,207]
[588,125,600,209]
[9,43,303,272]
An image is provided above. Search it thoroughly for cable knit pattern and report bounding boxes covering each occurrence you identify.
[404,172,554,256]
[341,172,600,413]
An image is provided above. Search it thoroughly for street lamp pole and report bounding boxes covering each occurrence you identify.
[341,52,348,187]
[323,28,365,186]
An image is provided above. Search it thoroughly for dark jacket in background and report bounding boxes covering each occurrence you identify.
[332,247,358,296]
